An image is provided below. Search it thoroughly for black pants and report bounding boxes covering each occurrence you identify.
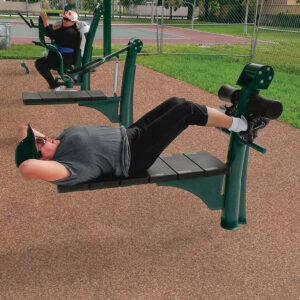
[35,51,75,89]
[126,97,208,175]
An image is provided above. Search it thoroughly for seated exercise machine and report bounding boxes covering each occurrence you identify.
[19,2,103,90]
[23,38,143,127]
[23,61,283,230]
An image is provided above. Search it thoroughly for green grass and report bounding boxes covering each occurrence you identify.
[0,44,43,59]
[137,54,299,128]
[190,24,300,75]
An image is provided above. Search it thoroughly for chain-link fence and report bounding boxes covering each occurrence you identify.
[43,0,258,56]
[253,2,300,73]
[108,0,258,56]
[6,0,298,58]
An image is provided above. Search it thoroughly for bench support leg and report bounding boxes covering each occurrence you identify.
[79,97,120,123]
[157,175,225,210]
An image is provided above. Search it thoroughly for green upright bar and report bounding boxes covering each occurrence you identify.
[239,146,250,224]
[119,39,143,127]
[221,63,275,230]
[221,88,250,230]
[81,3,103,90]
[103,0,112,56]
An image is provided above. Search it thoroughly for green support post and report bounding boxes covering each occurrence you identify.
[103,0,112,56]
[221,63,274,230]
[80,3,104,90]
[157,63,275,230]
[79,39,143,126]
[119,39,143,127]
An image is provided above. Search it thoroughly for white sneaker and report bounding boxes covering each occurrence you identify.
[53,86,66,91]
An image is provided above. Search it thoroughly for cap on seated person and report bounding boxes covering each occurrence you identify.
[60,10,78,22]
[15,125,42,167]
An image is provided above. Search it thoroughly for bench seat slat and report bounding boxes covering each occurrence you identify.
[89,178,120,190]
[23,90,107,105]
[39,91,63,100]
[23,92,41,102]
[120,173,150,186]
[160,153,205,179]
[185,151,230,176]
[147,157,177,183]
[57,151,228,193]
[87,90,107,100]
[53,91,88,101]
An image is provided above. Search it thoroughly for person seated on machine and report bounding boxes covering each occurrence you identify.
[15,97,268,186]
[35,10,81,91]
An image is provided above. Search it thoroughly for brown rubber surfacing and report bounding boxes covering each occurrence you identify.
[0,60,299,299]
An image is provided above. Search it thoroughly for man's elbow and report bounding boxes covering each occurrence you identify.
[18,161,35,180]
[18,125,28,140]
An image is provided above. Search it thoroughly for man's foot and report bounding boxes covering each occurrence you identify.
[219,104,237,117]
[52,85,66,91]
[238,114,270,143]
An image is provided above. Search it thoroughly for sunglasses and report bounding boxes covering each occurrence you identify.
[63,17,71,21]
[35,136,46,151]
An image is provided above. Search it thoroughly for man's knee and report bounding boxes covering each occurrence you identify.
[35,58,46,70]
[166,96,186,106]
[184,101,208,125]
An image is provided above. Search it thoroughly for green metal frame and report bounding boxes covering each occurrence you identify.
[159,63,275,230]
[25,38,143,128]
[62,38,142,127]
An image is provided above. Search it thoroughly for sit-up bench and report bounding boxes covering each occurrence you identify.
[56,63,283,230]
[58,151,230,211]
[23,62,283,230]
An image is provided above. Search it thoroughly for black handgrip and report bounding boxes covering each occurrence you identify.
[249,94,283,119]
[218,84,240,105]
[46,12,61,17]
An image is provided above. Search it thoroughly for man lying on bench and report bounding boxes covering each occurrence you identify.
[15,97,268,186]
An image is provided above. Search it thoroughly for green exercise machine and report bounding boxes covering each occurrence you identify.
[23,38,143,127]
[19,2,109,90]
[23,62,283,230]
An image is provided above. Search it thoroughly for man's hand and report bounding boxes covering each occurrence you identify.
[40,12,49,27]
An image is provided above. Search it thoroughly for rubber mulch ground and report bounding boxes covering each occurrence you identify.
[0,59,299,299]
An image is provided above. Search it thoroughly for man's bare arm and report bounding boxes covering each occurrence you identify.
[19,159,70,182]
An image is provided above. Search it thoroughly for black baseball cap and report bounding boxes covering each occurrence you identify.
[15,124,42,167]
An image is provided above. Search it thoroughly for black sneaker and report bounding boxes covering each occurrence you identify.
[219,104,237,117]
[239,114,270,143]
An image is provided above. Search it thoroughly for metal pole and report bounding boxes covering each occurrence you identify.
[160,0,165,53]
[155,0,160,53]
[244,0,249,35]
[192,0,197,30]
[151,0,155,24]
[103,0,112,56]
[251,0,262,58]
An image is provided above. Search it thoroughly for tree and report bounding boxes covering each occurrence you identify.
[158,0,200,20]
[120,0,145,8]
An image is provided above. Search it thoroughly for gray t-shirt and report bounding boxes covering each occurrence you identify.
[52,125,130,186]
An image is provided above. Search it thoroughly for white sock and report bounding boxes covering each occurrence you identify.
[228,116,248,132]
